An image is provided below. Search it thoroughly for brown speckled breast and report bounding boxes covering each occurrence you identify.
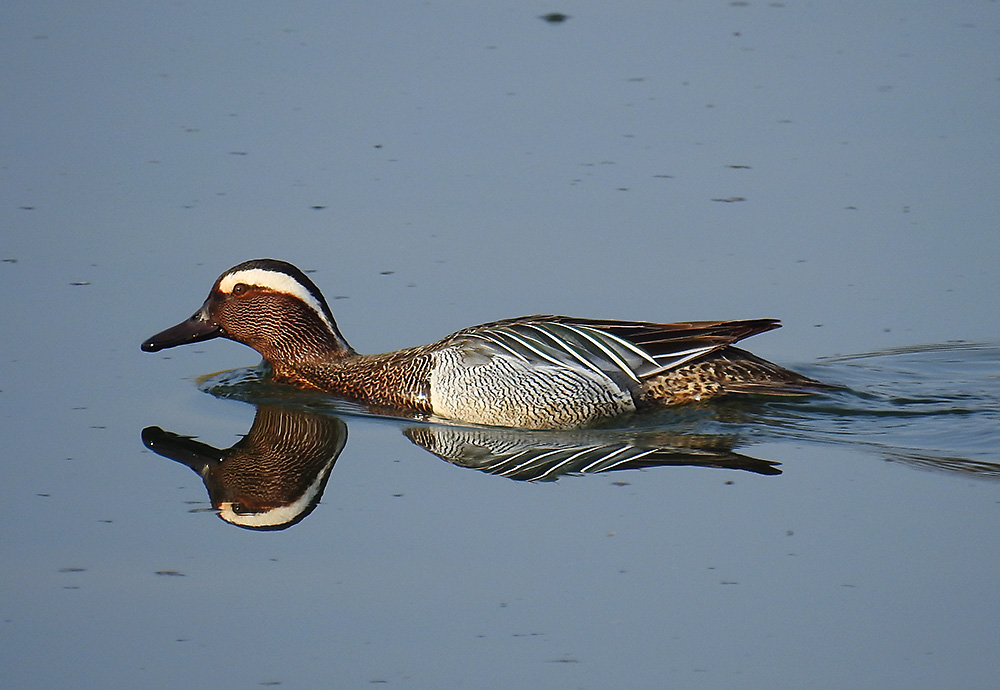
[290,346,436,413]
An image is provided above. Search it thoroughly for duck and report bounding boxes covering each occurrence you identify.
[141,259,827,429]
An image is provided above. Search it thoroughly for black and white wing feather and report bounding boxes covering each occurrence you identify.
[460,316,781,386]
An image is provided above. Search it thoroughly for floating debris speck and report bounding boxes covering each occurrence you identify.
[540,12,569,24]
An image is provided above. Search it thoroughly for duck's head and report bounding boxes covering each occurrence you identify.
[141,259,354,366]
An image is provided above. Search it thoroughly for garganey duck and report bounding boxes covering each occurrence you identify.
[141,259,827,429]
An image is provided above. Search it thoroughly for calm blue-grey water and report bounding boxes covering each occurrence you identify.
[3,2,999,689]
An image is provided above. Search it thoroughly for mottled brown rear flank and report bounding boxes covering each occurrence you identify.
[640,346,826,405]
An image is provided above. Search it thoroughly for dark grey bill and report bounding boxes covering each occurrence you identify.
[141,310,223,352]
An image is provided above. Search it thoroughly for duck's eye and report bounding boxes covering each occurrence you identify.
[231,283,249,296]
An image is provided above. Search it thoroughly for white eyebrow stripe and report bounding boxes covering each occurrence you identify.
[219,268,335,332]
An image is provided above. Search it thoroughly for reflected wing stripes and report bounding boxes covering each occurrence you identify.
[478,443,658,481]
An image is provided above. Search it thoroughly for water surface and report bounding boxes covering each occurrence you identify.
[2,2,998,689]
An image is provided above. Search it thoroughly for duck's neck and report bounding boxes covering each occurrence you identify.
[288,322,355,363]
[250,310,357,377]
[320,319,356,358]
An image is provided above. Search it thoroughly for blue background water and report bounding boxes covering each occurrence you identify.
[2,2,998,688]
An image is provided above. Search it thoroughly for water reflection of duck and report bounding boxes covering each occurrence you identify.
[142,406,346,530]
[142,259,827,429]
[144,404,780,529]
[404,425,780,480]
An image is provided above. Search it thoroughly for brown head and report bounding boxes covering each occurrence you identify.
[141,259,354,370]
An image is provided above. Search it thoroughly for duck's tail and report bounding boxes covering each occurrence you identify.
[640,346,831,404]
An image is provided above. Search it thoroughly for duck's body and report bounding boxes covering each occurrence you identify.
[142,259,827,429]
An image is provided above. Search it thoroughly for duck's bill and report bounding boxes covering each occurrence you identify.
[141,426,220,470]
[141,311,223,352]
